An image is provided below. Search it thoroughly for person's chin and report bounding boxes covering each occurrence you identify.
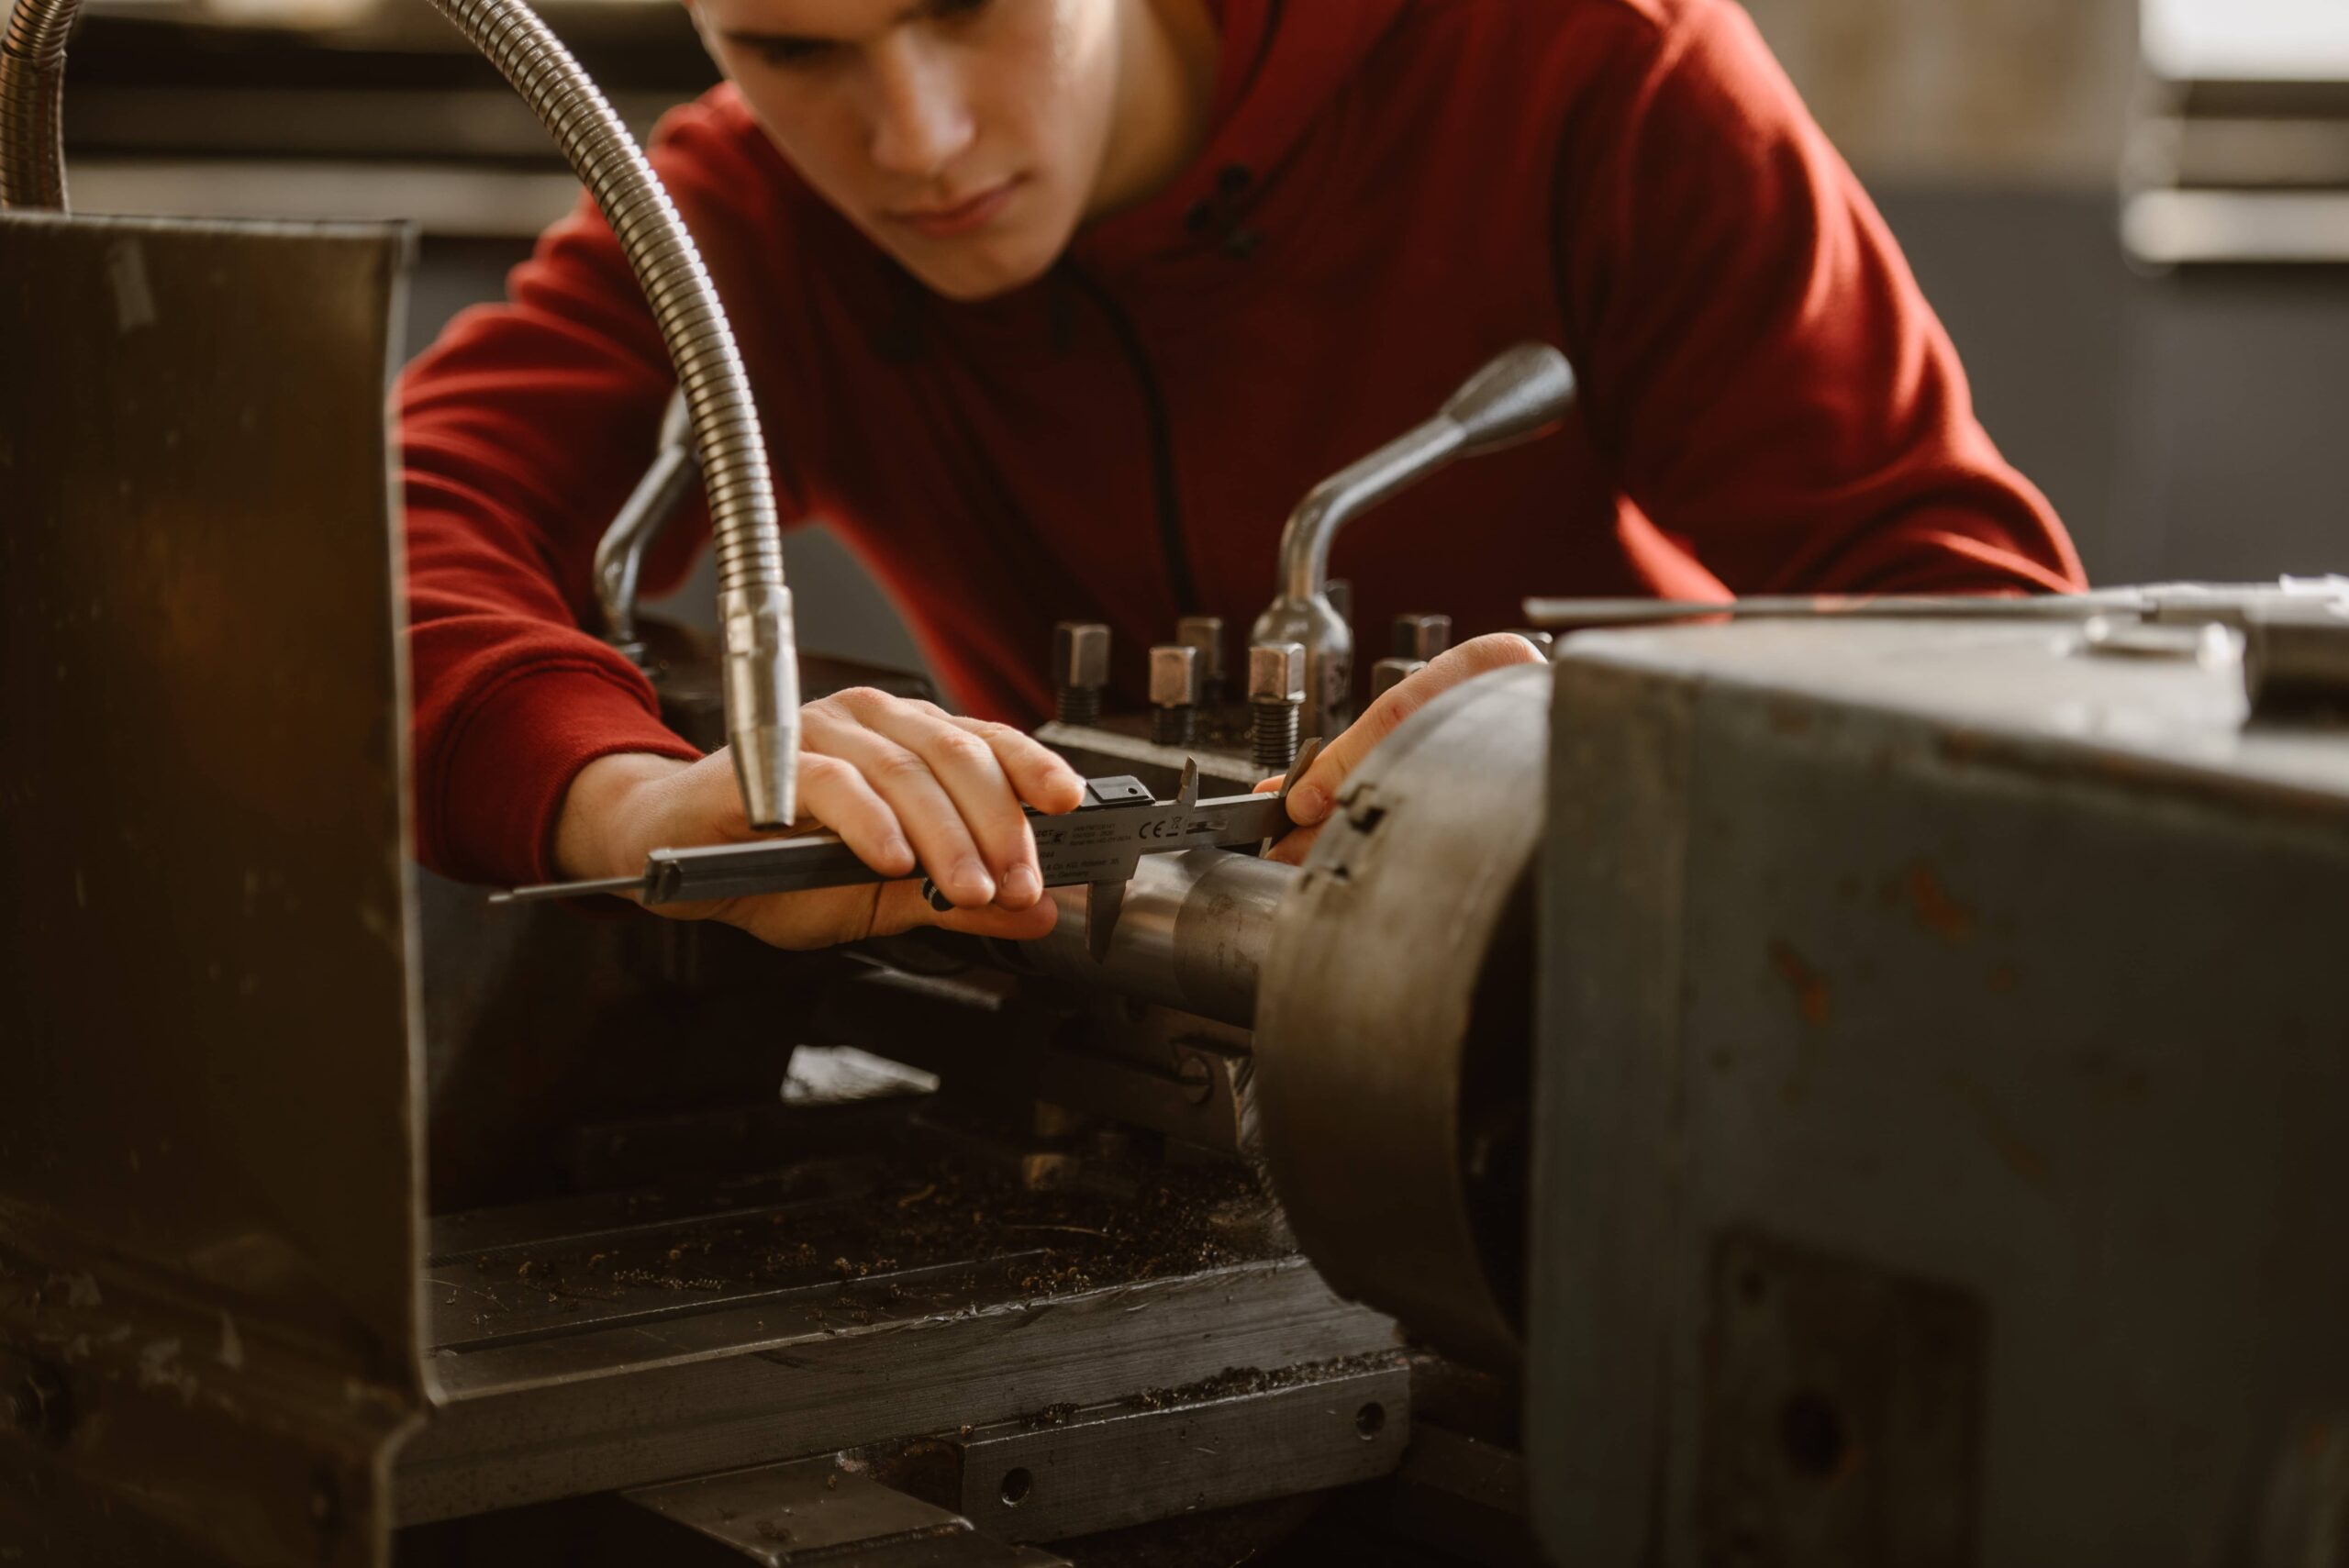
[899,235,1058,303]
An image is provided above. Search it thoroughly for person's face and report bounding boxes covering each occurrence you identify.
[694,0,1121,301]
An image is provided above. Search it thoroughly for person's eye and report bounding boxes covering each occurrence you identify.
[745,35,838,69]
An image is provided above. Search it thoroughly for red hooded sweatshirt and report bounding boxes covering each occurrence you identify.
[399,0,2085,886]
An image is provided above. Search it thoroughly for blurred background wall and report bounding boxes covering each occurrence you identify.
[41,0,2349,667]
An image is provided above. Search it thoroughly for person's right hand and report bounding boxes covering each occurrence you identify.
[551,687,1088,951]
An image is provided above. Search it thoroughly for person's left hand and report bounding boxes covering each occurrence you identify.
[1254,633,1546,866]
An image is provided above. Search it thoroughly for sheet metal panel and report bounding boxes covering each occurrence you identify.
[0,212,426,1565]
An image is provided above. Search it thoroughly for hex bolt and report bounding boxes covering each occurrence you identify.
[1150,644,1203,747]
[1175,614,1227,705]
[1391,612,1452,662]
[1051,621,1111,727]
[1248,641,1306,775]
[1370,656,1426,701]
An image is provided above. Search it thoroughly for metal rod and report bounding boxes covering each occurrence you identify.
[595,388,696,660]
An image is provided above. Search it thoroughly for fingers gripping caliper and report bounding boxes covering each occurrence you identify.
[494,741,1322,960]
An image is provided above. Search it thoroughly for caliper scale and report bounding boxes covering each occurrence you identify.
[495,741,1321,959]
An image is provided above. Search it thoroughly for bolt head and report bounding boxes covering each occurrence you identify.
[1149,644,1201,707]
[1052,622,1110,689]
[1248,641,1306,703]
[1370,656,1426,700]
[1391,613,1453,662]
[1174,616,1225,680]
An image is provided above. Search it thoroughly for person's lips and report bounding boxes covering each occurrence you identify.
[889,177,1021,239]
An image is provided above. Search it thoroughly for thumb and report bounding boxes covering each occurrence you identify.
[1281,632,1545,828]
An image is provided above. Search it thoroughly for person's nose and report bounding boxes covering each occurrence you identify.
[866,34,975,180]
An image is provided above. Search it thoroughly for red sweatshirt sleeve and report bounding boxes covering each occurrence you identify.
[399,95,789,885]
[1557,0,2085,597]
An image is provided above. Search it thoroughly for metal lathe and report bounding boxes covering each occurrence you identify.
[10,50,2349,1568]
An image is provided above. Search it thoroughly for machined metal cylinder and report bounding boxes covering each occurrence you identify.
[994,850,1297,1029]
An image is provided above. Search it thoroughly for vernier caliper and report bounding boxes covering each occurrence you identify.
[493,741,1321,961]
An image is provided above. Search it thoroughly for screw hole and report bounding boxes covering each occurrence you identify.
[1355,1402,1386,1438]
[999,1467,1033,1507]
[1778,1392,1846,1479]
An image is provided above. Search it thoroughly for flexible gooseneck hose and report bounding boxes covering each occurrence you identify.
[0,0,802,829]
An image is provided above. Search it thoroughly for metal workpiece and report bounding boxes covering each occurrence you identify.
[1255,664,1553,1374]
[1249,641,1307,775]
[1148,643,1202,746]
[595,388,695,663]
[1051,621,1111,726]
[0,0,805,828]
[1251,342,1576,740]
[1370,657,1427,701]
[1176,614,1228,702]
[992,850,1297,1029]
[1392,613,1453,662]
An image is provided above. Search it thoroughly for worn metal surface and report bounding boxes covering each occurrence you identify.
[952,1359,1408,1541]
[0,213,425,1563]
[1534,617,2349,1565]
[628,1460,1068,1566]
[1255,665,1550,1374]
[1698,1230,1985,1567]
[396,1159,1398,1523]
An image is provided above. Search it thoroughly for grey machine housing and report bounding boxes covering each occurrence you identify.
[1529,609,2349,1565]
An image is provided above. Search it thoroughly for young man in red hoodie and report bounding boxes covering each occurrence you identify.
[401,0,2083,951]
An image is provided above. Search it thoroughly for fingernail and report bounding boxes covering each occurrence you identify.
[881,836,916,874]
[955,858,996,905]
[1003,863,1041,907]
[1288,784,1330,826]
